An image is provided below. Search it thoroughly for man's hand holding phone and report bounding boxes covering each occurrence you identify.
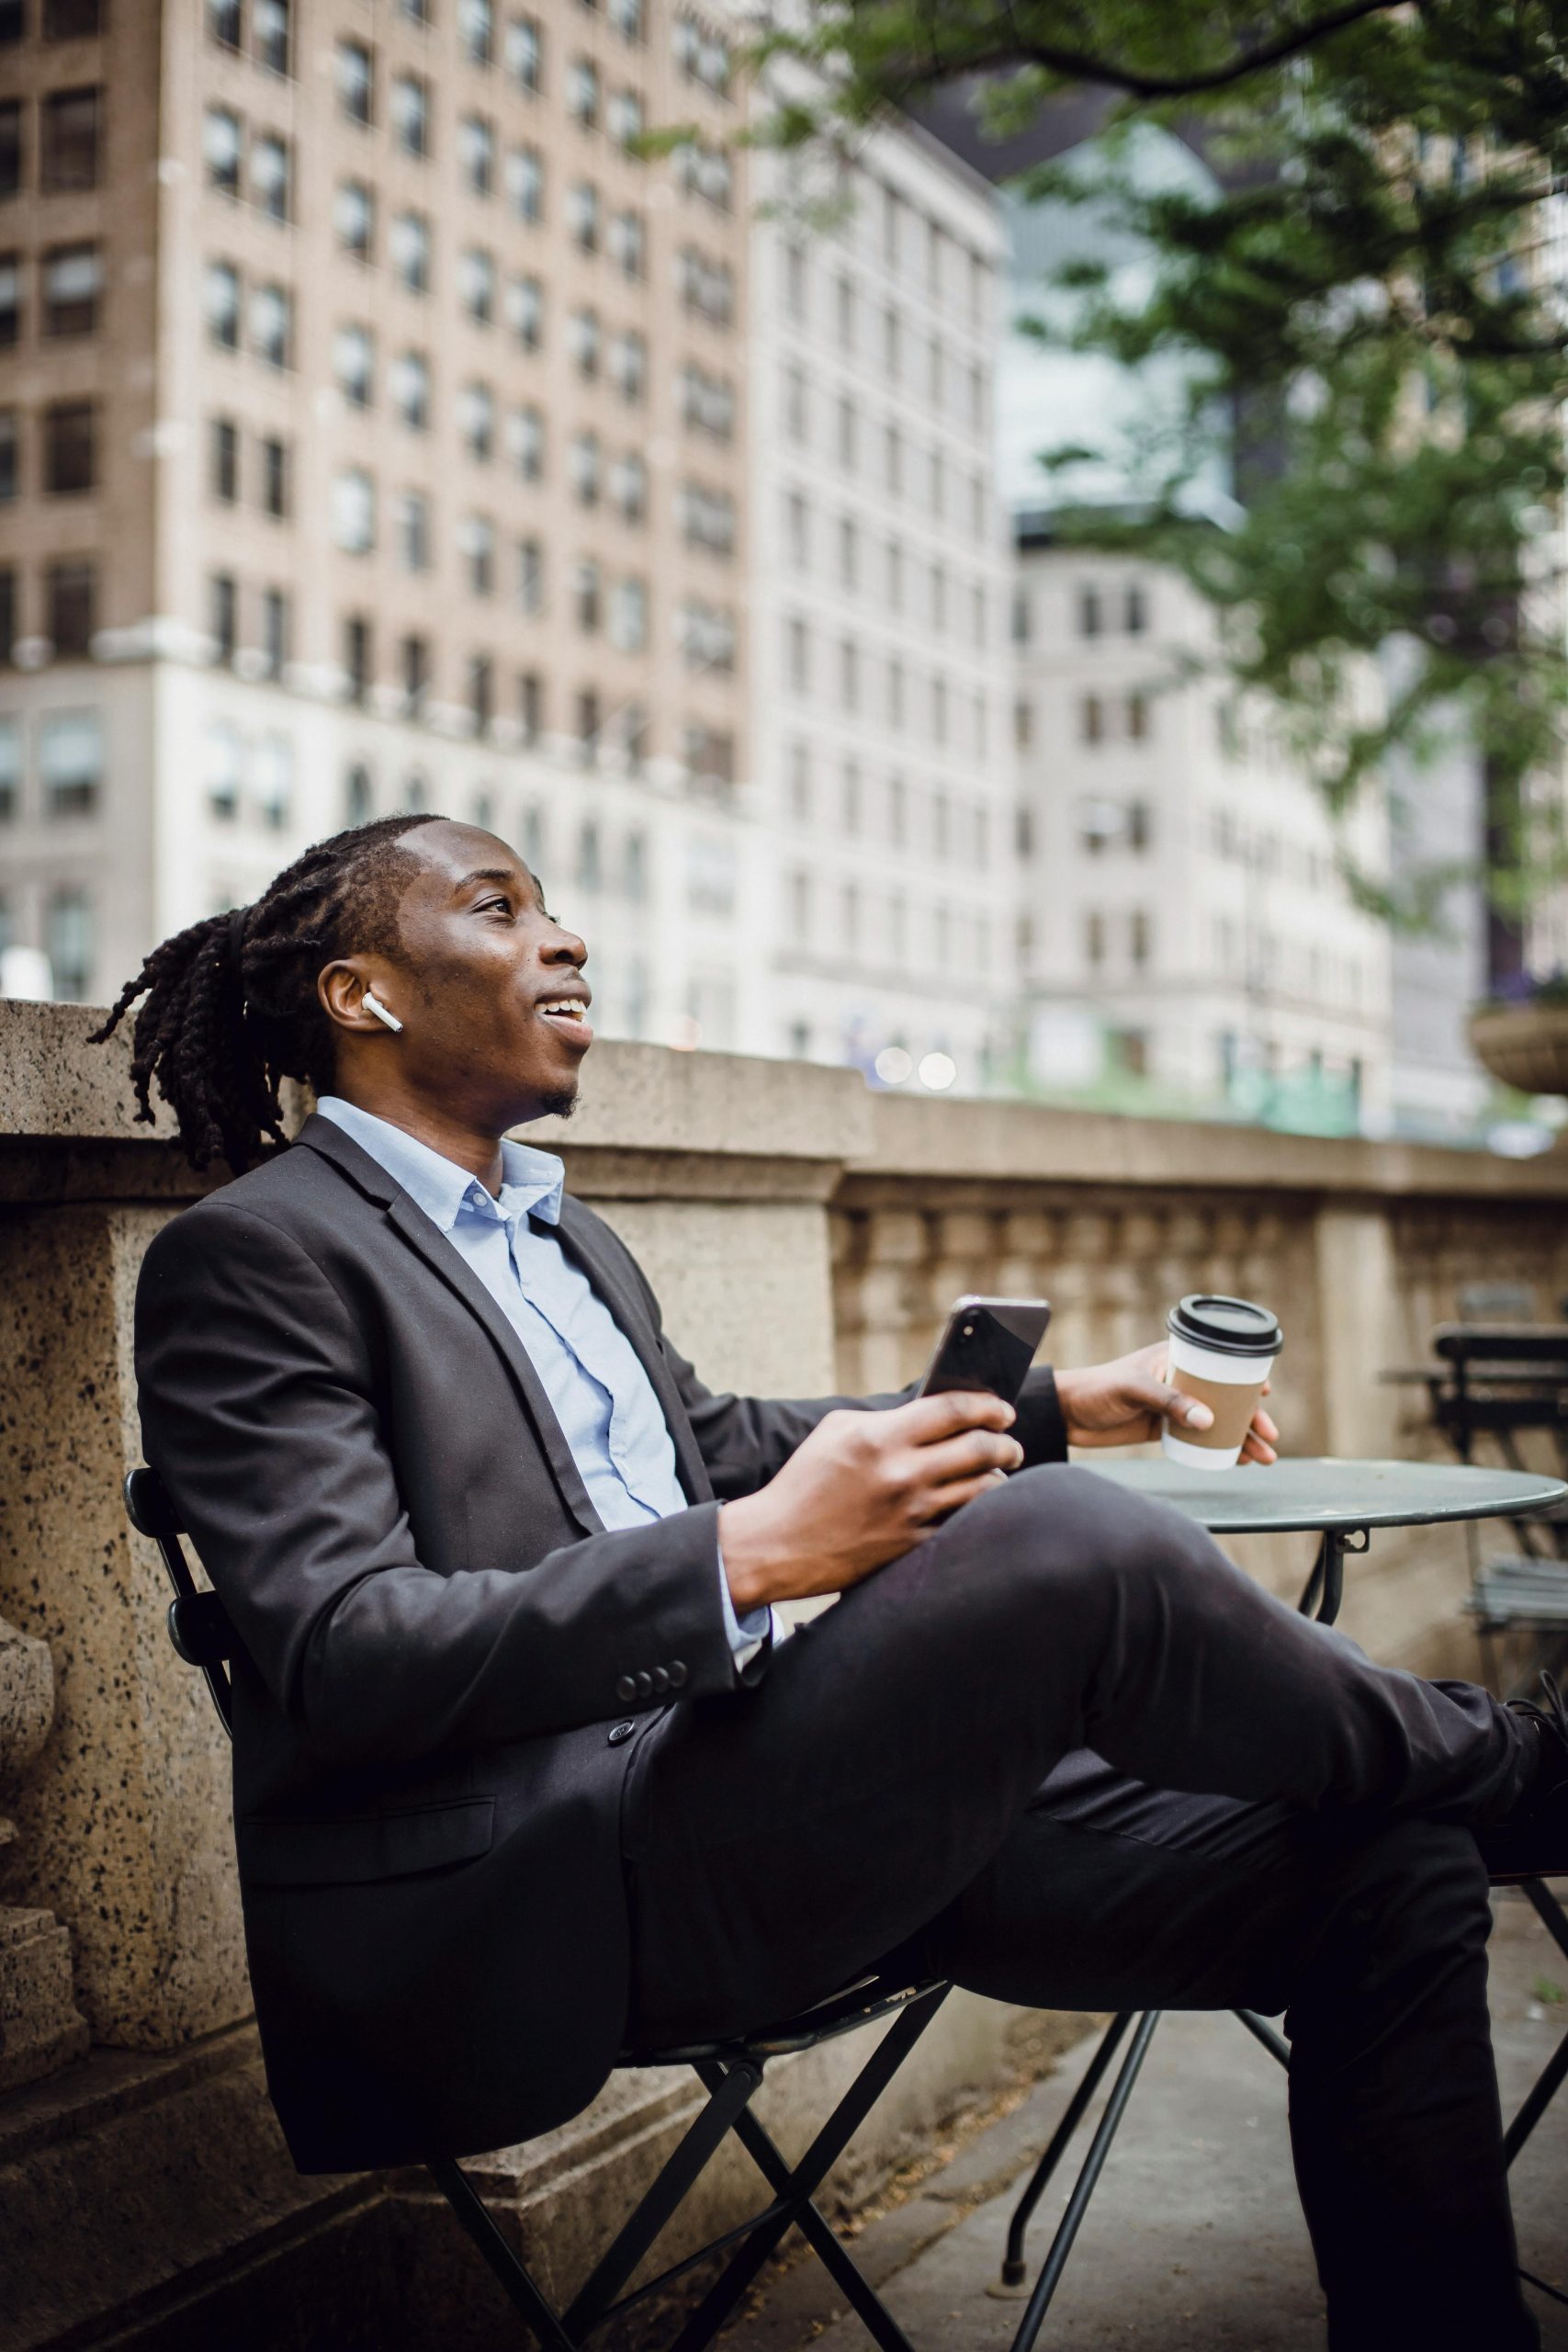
[719,1393,1022,1614]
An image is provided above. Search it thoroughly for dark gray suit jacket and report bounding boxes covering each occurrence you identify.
[133,1114,1067,2170]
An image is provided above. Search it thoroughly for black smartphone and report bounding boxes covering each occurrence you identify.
[917,1296,1053,1407]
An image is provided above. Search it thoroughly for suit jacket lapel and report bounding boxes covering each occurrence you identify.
[293,1116,603,1537]
[552,1198,715,1506]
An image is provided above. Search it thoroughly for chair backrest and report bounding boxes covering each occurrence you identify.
[122,1466,237,1739]
[1458,1281,1536,1323]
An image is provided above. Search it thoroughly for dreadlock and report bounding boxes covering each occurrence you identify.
[91,813,444,1175]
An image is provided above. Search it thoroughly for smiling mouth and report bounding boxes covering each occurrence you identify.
[537,997,592,1034]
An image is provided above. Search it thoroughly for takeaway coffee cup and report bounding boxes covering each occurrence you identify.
[1161,1294,1282,1471]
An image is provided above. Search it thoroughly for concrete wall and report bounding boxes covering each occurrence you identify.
[3,1001,1566,2346]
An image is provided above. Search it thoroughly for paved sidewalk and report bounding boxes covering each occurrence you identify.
[724,1887,1568,2350]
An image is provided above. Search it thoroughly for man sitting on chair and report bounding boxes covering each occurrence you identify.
[101,813,1568,2351]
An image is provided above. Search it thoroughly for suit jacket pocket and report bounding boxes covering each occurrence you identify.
[238,1796,495,1886]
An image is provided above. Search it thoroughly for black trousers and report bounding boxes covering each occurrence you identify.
[621,1465,1541,2350]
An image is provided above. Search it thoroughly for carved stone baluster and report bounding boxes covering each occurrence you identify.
[0,1612,89,2091]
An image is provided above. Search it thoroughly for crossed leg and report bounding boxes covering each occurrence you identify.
[621,1466,1540,2344]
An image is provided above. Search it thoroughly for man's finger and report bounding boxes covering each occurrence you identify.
[1130,1377,1213,1433]
[891,1389,1018,1443]
[910,1428,1025,1489]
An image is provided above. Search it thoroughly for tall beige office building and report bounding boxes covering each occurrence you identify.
[0,0,751,1046]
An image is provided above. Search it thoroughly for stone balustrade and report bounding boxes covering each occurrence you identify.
[2,999,1566,2348]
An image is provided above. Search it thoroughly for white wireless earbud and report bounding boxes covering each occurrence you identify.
[363,989,404,1034]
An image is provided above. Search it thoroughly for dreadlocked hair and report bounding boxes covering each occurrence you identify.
[90,813,444,1175]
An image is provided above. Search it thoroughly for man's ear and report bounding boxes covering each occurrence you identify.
[318,959,383,1034]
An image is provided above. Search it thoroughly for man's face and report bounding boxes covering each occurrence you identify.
[363,820,593,1128]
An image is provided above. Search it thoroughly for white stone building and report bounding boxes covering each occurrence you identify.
[744,112,1018,1093]
[1013,522,1395,1132]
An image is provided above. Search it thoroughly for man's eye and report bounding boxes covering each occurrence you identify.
[479,896,511,914]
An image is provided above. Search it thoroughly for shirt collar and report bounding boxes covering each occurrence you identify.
[315,1097,565,1234]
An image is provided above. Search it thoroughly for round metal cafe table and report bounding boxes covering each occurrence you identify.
[1086,1455,1568,1624]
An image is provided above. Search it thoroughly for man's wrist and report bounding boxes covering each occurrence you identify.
[717,1498,778,1613]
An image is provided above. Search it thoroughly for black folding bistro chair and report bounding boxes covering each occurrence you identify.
[125,1462,1082,2352]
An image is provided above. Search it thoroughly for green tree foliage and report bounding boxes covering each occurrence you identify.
[766,2,1568,917]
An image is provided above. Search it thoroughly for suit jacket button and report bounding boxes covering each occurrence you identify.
[608,1721,635,1746]
[667,1660,688,1690]
[652,1666,671,1695]
[635,1670,653,1699]
[615,1675,637,1704]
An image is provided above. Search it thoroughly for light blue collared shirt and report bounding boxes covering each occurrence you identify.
[316,1097,767,1665]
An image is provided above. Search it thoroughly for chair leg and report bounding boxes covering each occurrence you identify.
[428,2155,580,2352]
[1007,2009,1163,2352]
[998,2012,1135,2290]
[726,2100,919,2352]
[563,2057,764,2334]
[1234,2008,1291,2069]
[663,1984,949,2352]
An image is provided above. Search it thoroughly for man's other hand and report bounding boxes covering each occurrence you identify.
[1055,1342,1279,1464]
[719,1393,1023,1611]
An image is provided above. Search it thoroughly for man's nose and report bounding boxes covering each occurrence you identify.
[545,922,588,967]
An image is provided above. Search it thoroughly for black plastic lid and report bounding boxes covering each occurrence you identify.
[1168,1294,1281,1359]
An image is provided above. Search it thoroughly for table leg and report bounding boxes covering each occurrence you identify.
[1296,1529,1368,1627]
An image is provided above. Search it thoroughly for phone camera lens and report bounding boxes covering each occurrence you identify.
[962,1325,973,1338]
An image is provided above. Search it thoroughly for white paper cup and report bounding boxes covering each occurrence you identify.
[1160,1295,1280,1469]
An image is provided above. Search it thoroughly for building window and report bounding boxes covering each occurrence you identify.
[681,361,732,438]
[400,634,429,715]
[836,396,858,470]
[1084,910,1105,968]
[402,769,429,812]
[209,571,237,662]
[609,574,646,650]
[506,402,544,480]
[884,424,902,495]
[575,689,601,765]
[682,481,735,554]
[506,11,541,89]
[389,350,429,432]
[679,244,733,325]
[210,415,239,503]
[0,566,14,662]
[41,86,100,190]
[1124,582,1147,635]
[610,451,647,520]
[260,435,288,517]
[209,0,241,49]
[40,709,102,820]
[254,731,291,828]
[0,252,20,348]
[343,615,372,703]
[568,303,600,375]
[567,55,599,126]
[1077,584,1102,638]
[335,38,374,124]
[839,638,859,711]
[461,513,495,594]
[261,586,288,677]
[1126,690,1149,741]
[458,379,494,460]
[42,241,101,335]
[518,670,541,742]
[250,281,291,368]
[567,179,599,252]
[333,322,375,408]
[395,490,430,571]
[1013,696,1032,750]
[460,113,494,196]
[787,616,809,694]
[389,210,431,293]
[1128,799,1151,850]
[204,105,242,195]
[335,178,374,260]
[609,0,641,38]
[46,558,94,654]
[459,245,495,322]
[43,400,96,493]
[681,598,735,673]
[1129,909,1151,968]
[468,653,492,732]
[345,761,373,823]
[571,556,601,632]
[254,0,289,74]
[506,272,542,348]
[1079,693,1104,744]
[251,133,290,222]
[0,409,14,503]
[609,326,646,401]
[331,467,375,553]
[516,537,544,614]
[391,74,430,158]
[205,260,241,348]
[673,10,729,93]
[506,141,544,222]
[45,886,95,999]
[608,85,643,148]
[569,428,599,503]
[608,209,644,280]
[0,720,17,822]
[459,0,494,63]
